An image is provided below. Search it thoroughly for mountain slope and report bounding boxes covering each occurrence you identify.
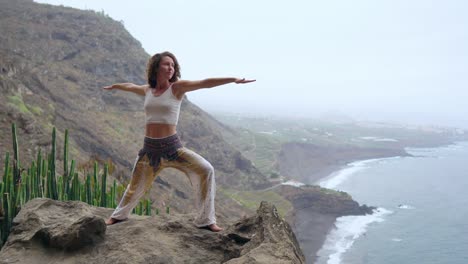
[0,0,269,219]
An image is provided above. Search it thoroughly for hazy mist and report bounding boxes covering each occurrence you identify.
[35,0,468,128]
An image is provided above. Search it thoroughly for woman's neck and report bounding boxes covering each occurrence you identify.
[155,79,171,90]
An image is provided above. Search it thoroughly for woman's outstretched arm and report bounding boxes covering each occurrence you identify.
[103,83,147,96]
[172,78,255,99]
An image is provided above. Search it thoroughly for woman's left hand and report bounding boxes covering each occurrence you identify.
[235,78,256,84]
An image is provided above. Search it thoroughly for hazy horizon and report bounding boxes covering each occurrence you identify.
[35,0,468,129]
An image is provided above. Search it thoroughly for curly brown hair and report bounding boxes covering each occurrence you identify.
[146,51,181,88]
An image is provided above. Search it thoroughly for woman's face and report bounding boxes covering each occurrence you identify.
[158,56,175,80]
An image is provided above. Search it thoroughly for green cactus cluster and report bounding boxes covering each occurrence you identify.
[0,124,165,248]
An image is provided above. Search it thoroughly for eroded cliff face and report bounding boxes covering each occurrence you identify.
[274,184,374,262]
[0,198,305,264]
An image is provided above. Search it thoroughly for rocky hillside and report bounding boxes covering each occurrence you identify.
[0,198,305,264]
[0,0,269,188]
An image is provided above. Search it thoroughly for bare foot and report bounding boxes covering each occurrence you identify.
[207,223,223,232]
[105,217,124,225]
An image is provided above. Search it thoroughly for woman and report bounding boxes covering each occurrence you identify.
[103,51,255,232]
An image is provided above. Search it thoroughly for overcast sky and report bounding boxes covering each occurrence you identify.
[35,0,468,128]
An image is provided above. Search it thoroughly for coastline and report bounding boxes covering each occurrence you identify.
[285,156,400,264]
[301,141,468,264]
[283,158,393,263]
[316,156,403,189]
[278,142,411,185]
[313,157,398,264]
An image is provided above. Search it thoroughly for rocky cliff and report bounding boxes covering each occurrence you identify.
[274,184,374,263]
[0,198,305,264]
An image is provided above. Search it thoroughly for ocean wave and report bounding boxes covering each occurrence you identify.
[397,204,415,209]
[358,136,399,142]
[318,157,401,189]
[281,180,306,187]
[317,207,392,264]
[405,141,468,157]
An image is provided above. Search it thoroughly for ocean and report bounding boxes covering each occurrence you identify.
[315,141,468,264]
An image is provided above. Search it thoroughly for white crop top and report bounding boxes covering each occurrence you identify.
[144,85,182,125]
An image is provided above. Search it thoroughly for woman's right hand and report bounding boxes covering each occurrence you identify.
[234,78,256,84]
[103,84,116,90]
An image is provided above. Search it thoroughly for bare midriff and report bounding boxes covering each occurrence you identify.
[145,123,177,138]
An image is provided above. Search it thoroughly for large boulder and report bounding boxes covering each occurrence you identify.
[0,198,305,264]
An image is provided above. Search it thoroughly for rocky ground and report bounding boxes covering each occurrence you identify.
[0,198,305,264]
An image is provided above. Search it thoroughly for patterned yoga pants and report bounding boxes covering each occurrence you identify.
[110,136,216,227]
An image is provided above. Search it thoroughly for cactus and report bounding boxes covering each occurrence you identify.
[66,160,75,198]
[137,201,143,215]
[11,124,20,209]
[100,164,108,207]
[11,124,20,187]
[80,182,86,203]
[36,149,42,197]
[25,167,31,201]
[0,181,3,206]
[63,129,69,194]
[93,162,99,204]
[69,173,75,200]
[46,158,51,199]
[85,174,92,204]
[41,159,47,198]
[50,127,58,200]
[111,179,117,208]
[0,124,149,248]
[1,193,11,244]
[145,199,151,216]
[57,176,63,201]
[29,163,35,199]
[70,172,79,201]
[2,153,9,196]
[19,176,26,206]
[45,128,58,200]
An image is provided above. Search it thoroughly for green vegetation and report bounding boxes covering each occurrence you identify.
[217,114,467,149]
[220,126,284,177]
[317,186,352,198]
[7,95,31,115]
[220,187,292,217]
[30,105,43,115]
[0,124,160,248]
